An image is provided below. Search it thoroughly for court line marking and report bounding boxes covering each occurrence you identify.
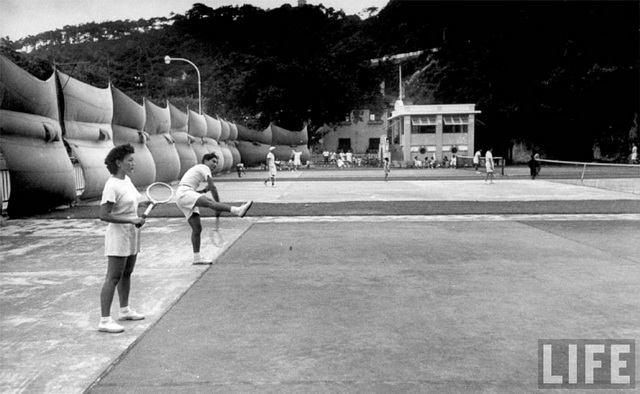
[256,214,640,223]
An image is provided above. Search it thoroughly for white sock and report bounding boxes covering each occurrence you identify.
[120,306,130,314]
[230,206,240,215]
[100,316,112,324]
[194,252,201,261]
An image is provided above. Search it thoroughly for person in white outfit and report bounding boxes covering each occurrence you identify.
[473,149,482,172]
[264,146,277,186]
[176,153,253,264]
[292,149,302,171]
[485,147,495,183]
[98,144,150,333]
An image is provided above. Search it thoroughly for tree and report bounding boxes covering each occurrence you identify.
[7,1,637,159]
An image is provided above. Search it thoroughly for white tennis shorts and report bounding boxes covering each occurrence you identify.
[105,222,141,256]
[176,185,202,219]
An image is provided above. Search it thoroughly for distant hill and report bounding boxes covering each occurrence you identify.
[2,0,637,160]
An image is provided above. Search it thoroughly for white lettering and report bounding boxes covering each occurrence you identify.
[543,344,563,384]
[568,344,577,384]
[585,344,605,384]
[611,344,631,384]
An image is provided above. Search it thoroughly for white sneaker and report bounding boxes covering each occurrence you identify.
[236,200,253,218]
[193,258,213,265]
[118,309,145,321]
[98,320,124,333]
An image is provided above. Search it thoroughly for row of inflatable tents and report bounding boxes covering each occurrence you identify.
[0,54,309,216]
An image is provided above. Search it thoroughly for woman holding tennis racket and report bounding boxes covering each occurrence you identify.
[98,144,150,333]
[176,152,253,264]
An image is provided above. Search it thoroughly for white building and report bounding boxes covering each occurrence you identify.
[387,100,480,163]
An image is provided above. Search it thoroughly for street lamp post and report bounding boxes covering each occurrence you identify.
[164,55,202,114]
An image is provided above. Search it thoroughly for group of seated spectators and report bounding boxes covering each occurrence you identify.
[412,154,458,169]
[317,149,464,169]
[323,150,363,169]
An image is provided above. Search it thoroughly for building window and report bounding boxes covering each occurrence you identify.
[411,115,437,126]
[368,138,380,153]
[411,115,437,134]
[344,113,351,123]
[443,115,469,133]
[368,111,383,123]
[443,124,468,133]
[412,125,436,134]
[338,138,352,153]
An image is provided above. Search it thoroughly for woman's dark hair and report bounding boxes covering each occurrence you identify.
[202,152,218,164]
[105,144,135,175]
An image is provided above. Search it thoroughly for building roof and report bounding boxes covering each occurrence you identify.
[388,101,481,121]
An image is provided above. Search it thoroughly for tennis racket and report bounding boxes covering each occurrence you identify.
[209,184,223,246]
[135,182,174,228]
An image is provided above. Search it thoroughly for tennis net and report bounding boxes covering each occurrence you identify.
[537,159,640,194]
[537,159,640,180]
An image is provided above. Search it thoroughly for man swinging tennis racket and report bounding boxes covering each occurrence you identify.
[176,153,253,264]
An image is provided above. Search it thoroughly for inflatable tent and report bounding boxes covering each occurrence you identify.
[219,119,231,141]
[0,55,76,215]
[169,102,197,178]
[269,124,309,146]
[111,86,156,187]
[227,121,238,141]
[273,144,311,163]
[57,71,114,199]
[203,113,222,141]
[218,142,234,173]
[227,141,242,167]
[236,123,272,145]
[202,114,225,171]
[143,99,181,183]
[234,140,271,167]
[188,109,212,167]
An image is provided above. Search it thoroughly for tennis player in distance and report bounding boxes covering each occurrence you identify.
[177,153,253,265]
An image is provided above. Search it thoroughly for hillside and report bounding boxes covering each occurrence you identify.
[2,0,638,160]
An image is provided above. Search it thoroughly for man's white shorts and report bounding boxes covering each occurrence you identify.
[176,185,201,219]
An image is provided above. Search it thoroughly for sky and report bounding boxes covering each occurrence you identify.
[0,0,389,40]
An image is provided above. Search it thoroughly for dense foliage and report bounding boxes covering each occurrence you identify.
[2,0,638,160]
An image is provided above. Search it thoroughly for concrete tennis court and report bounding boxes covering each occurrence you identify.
[1,168,639,393]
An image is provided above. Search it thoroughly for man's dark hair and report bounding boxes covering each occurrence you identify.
[202,152,218,164]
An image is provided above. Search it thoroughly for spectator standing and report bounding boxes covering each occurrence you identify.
[292,149,302,171]
[473,149,482,172]
[322,149,330,167]
[528,153,538,179]
[485,147,495,183]
[263,146,277,187]
[383,157,391,181]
